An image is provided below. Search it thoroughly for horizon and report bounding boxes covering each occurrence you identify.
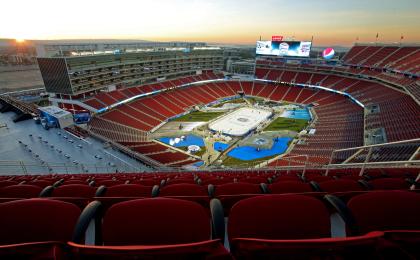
[1,0,419,46]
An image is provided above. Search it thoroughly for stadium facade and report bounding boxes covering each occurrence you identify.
[37,47,224,96]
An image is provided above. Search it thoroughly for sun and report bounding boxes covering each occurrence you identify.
[15,38,25,43]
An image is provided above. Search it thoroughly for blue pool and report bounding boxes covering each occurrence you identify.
[281,109,311,120]
[214,142,229,152]
[159,134,205,147]
[214,137,292,161]
[193,161,205,167]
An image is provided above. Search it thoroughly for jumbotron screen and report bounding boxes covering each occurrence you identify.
[256,41,312,57]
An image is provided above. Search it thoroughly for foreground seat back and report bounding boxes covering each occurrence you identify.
[227,195,389,259]
[0,198,80,245]
[51,184,97,197]
[0,180,19,188]
[228,194,331,241]
[28,180,53,188]
[238,177,267,184]
[272,176,302,182]
[0,184,42,198]
[347,191,420,259]
[102,198,211,245]
[347,191,420,234]
[215,183,262,196]
[318,179,364,193]
[104,184,152,197]
[166,178,197,185]
[133,179,160,186]
[159,183,207,197]
[268,181,313,194]
[63,180,89,185]
[95,180,125,187]
[306,175,333,183]
[201,178,233,185]
[369,178,410,190]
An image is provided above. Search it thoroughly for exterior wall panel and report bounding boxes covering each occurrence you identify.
[37,58,73,94]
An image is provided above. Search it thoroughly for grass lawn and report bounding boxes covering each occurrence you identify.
[222,154,278,167]
[172,111,225,122]
[264,117,308,132]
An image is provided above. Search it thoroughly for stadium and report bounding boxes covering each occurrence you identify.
[0,2,419,259]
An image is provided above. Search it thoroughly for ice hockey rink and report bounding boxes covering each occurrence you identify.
[209,107,272,136]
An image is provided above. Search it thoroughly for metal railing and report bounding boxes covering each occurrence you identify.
[326,138,420,176]
[0,160,143,175]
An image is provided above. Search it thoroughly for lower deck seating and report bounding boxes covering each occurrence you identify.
[121,141,199,166]
[91,78,368,166]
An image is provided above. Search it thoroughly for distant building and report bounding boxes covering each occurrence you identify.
[228,59,255,75]
[36,41,224,96]
[35,40,206,58]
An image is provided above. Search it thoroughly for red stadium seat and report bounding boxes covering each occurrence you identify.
[214,183,263,196]
[201,178,234,185]
[368,178,411,190]
[228,194,384,259]
[103,184,153,197]
[347,191,420,234]
[317,179,365,193]
[238,177,268,184]
[133,179,161,186]
[211,182,266,216]
[49,184,97,197]
[103,198,210,245]
[273,175,303,181]
[0,199,80,259]
[0,184,42,198]
[328,191,420,258]
[69,198,230,259]
[166,178,197,185]
[306,175,334,183]
[159,183,208,197]
[40,184,99,208]
[62,180,89,185]
[157,184,210,208]
[268,181,313,194]
[0,180,19,188]
[229,195,331,240]
[95,180,126,187]
[28,180,54,188]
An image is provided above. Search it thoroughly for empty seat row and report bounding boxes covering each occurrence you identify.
[0,191,419,259]
[228,191,420,259]
[1,177,416,201]
[2,168,417,184]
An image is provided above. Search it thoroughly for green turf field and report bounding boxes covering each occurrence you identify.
[172,111,225,122]
[222,154,277,167]
[264,117,308,132]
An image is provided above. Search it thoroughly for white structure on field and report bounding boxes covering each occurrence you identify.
[209,107,272,136]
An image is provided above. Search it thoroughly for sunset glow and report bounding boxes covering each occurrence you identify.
[1,0,419,46]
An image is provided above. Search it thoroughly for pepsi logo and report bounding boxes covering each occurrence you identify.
[322,48,335,60]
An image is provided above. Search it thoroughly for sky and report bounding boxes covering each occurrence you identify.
[1,0,419,46]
